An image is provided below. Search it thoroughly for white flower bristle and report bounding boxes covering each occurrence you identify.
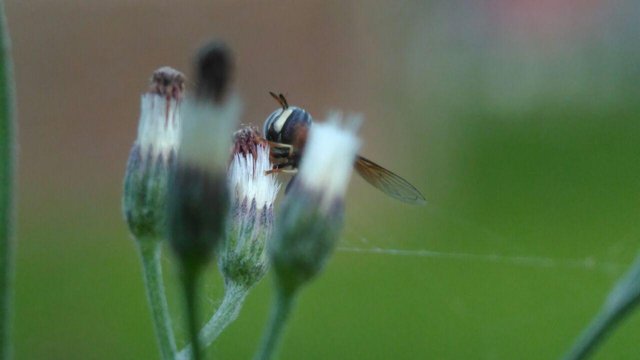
[297,114,361,211]
[228,144,280,209]
[136,94,181,161]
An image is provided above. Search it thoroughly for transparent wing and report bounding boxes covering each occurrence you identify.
[354,156,426,205]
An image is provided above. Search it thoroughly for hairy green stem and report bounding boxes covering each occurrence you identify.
[138,241,177,360]
[254,286,297,360]
[0,0,15,358]
[177,281,249,360]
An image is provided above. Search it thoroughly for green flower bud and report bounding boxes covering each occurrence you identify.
[219,127,280,288]
[166,43,239,360]
[269,115,361,293]
[123,67,184,241]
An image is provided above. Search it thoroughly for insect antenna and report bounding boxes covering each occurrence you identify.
[269,91,287,109]
[278,94,289,109]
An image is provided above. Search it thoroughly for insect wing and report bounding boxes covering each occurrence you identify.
[354,156,426,205]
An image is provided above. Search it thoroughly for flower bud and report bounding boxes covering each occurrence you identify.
[219,127,280,288]
[167,43,239,270]
[194,41,233,104]
[269,115,361,293]
[123,67,184,241]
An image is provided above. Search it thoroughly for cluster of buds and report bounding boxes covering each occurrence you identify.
[123,67,184,242]
[123,41,363,360]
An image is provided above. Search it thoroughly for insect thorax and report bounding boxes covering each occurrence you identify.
[263,106,312,144]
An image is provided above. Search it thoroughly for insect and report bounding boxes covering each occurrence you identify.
[263,92,426,205]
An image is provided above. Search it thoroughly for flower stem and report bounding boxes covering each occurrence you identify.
[563,307,628,360]
[254,285,297,360]
[177,281,249,360]
[564,255,640,360]
[138,240,177,360]
[181,265,203,360]
[0,0,15,358]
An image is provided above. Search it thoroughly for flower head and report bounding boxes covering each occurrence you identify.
[269,114,361,293]
[219,127,280,287]
[164,42,240,360]
[229,127,279,210]
[123,67,184,241]
[296,114,361,213]
[166,43,240,271]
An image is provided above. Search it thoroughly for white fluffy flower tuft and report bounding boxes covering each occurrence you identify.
[228,144,280,209]
[136,93,181,162]
[297,113,361,211]
[178,96,241,171]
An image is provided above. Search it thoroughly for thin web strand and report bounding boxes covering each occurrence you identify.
[337,245,628,273]
[341,205,636,274]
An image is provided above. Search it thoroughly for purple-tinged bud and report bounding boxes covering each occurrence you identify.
[123,67,184,241]
[269,114,361,293]
[219,127,280,288]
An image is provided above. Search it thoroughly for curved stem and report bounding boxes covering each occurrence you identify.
[177,282,249,360]
[253,286,297,360]
[138,241,177,360]
[564,268,640,360]
[564,307,626,360]
[0,1,15,358]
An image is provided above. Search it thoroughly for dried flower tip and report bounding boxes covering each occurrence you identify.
[232,126,269,160]
[149,66,185,100]
[195,41,233,104]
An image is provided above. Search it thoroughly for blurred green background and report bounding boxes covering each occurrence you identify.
[8,0,640,359]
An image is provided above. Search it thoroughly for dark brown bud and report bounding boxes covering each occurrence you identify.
[194,42,234,104]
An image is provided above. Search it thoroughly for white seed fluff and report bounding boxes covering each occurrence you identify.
[297,114,361,211]
[136,93,181,161]
[228,144,280,209]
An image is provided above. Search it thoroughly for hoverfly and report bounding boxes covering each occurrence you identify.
[263,92,426,205]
